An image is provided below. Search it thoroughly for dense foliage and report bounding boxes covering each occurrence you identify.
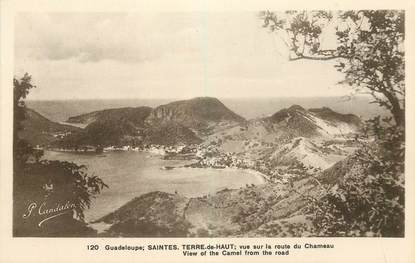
[58,118,138,147]
[260,10,404,127]
[308,119,404,236]
[13,74,107,236]
[261,10,405,237]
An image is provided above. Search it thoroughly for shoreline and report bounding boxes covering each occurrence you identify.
[45,150,271,229]
[86,166,269,234]
[47,148,271,183]
[209,167,270,183]
[174,165,271,184]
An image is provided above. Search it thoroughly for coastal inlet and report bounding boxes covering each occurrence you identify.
[42,150,266,223]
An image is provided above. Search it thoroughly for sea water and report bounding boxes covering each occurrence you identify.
[43,150,265,222]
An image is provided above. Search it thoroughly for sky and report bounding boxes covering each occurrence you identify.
[15,12,347,100]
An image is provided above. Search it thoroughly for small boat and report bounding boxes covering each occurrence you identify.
[161,166,175,170]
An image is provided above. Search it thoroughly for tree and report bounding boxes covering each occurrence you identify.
[307,118,404,237]
[13,73,108,236]
[14,73,37,168]
[260,10,405,237]
[260,10,405,126]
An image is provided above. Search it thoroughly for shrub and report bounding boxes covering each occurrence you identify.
[307,118,404,237]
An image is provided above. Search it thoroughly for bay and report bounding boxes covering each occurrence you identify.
[43,150,265,222]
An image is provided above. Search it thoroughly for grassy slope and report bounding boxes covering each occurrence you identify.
[19,108,81,146]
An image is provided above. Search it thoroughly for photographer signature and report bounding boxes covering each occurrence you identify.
[22,201,76,227]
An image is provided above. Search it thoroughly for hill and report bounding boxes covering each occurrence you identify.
[199,105,361,172]
[144,122,202,146]
[205,105,360,148]
[58,107,152,147]
[146,97,246,135]
[267,137,348,170]
[19,108,81,146]
[60,97,246,147]
[213,105,361,146]
[66,107,152,126]
[57,101,361,151]
[263,105,361,139]
[96,191,190,237]
[308,107,361,126]
[60,106,202,147]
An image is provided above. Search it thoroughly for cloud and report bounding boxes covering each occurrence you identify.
[15,13,201,63]
[14,12,346,100]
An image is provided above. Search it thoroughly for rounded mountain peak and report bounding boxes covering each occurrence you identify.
[146,97,246,130]
[287,105,306,112]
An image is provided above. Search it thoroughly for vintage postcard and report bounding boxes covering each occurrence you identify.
[1,0,414,262]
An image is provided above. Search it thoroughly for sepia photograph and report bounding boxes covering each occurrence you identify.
[12,10,405,238]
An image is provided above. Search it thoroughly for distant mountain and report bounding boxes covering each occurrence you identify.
[265,105,360,138]
[202,105,361,170]
[60,106,201,147]
[59,97,245,147]
[308,107,361,127]
[26,96,386,123]
[59,119,138,147]
[209,105,361,149]
[146,97,246,135]
[246,105,361,142]
[19,108,81,146]
[58,107,152,146]
[57,101,361,148]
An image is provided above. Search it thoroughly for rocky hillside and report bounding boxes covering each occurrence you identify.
[19,108,81,146]
[267,137,349,170]
[197,105,361,174]
[146,97,246,135]
[207,105,361,150]
[261,105,361,139]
